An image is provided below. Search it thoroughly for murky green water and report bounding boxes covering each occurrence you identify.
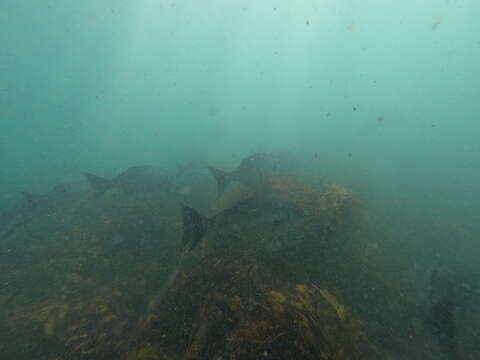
[1,1,479,358]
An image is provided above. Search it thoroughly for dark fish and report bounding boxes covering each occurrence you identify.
[208,152,296,197]
[84,165,171,198]
[427,261,477,310]
[180,204,210,251]
[20,191,44,207]
[207,166,231,198]
[174,165,217,215]
[423,261,478,359]
[1,182,86,242]
[180,189,306,254]
[426,299,459,360]
[20,183,70,209]
[0,211,28,242]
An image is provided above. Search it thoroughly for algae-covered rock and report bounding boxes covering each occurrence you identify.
[131,249,381,360]
[0,168,394,360]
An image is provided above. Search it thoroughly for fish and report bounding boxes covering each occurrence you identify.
[180,204,211,251]
[180,188,306,254]
[421,260,478,359]
[0,210,28,242]
[426,299,459,359]
[20,183,71,209]
[173,162,217,214]
[84,165,171,198]
[0,182,86,242]
[207,151,296,198]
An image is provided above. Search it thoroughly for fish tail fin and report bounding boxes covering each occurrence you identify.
[207,166,230,198]
[84,172,112,198]
[180,203,208,251]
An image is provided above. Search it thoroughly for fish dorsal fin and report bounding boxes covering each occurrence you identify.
[83,172,113,198]
[180,204,209,251]
[21,192,43,207]
[207,166,230,198]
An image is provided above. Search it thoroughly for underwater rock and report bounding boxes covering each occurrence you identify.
[131,252,382,360]
[0,166,379,360]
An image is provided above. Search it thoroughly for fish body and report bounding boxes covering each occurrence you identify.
[420,261,478,359]
[1,182,87,241]
[0,210,27,242]
[208,151,297,197]
[173,164,217,214]
[426,299,459,359]
[84,165,171,198]
[181,186,306,255]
